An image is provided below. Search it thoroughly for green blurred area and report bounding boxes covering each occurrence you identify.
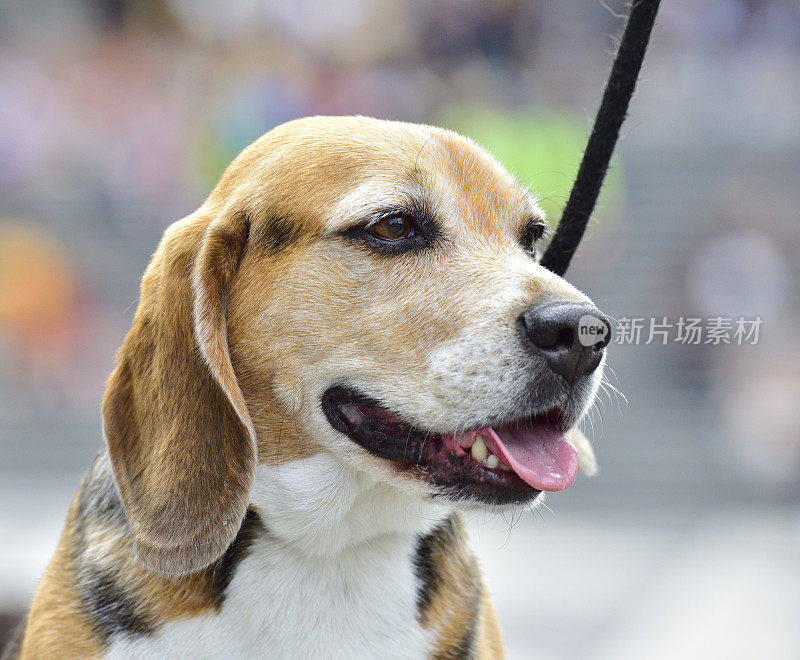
[437,107,623,228]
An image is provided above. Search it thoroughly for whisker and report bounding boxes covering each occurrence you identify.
[603,363,621,385]
[600,377,628,407]
[537,497,555,517]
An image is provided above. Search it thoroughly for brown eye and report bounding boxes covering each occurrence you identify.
[530,223,546,243]
[368,216,415,241]
[522,222,547,254]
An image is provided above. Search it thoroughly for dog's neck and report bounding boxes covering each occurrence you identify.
[97,451,451,658]
[249,453,451,558]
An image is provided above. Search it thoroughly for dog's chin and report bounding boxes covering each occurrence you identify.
[321,385,586,507]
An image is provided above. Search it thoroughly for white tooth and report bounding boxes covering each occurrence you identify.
[500,463,511,471]
[485,454,499,469]
[471,435,488,462]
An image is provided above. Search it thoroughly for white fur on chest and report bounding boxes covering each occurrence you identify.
[107,454,450,659]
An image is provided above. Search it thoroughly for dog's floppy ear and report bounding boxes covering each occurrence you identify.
[102,205,256,576]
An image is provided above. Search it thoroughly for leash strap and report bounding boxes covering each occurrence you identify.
[540,0,661,276]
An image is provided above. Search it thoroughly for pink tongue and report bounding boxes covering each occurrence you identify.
[466,423,578,492]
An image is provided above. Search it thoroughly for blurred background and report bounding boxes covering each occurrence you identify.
[1,0,799,657]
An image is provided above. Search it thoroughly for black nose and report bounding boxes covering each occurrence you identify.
[519,301,611,384]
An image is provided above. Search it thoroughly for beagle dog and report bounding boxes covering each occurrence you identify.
[8,116,608,660]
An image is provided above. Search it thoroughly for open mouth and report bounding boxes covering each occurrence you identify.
[322,386,579,505]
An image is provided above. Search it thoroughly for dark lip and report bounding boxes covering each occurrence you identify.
[321,385,567,505]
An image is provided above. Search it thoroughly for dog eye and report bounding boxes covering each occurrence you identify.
[367,216,415,241]
[341,209,436,255]
[521,222,548,255]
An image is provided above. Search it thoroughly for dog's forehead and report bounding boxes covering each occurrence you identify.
[327,128,539,235]
[414,129,541,236]
[222,117,538,236]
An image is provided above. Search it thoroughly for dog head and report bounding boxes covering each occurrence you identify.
[102,116,609,575]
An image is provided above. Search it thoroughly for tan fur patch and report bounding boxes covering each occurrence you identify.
[417,515,487,659]
[475,588,505,659]
[20,502,103,659]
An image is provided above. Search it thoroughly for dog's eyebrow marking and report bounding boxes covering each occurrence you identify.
[327,179,429,232]
[252,215,305,256]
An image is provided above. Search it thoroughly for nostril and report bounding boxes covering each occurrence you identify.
[540,327,574,351]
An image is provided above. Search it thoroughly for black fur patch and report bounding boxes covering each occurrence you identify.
[76,454,128,530]
[69,457,264,643]
[68,454,152,644]
[209,509,264,607]
[78,568,154,643]
[252,216,304,256]
[413,516,455,618]
[414,516,482,659]
[71,454,130,569]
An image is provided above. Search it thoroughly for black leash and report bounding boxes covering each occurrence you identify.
[540,0,661,276]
